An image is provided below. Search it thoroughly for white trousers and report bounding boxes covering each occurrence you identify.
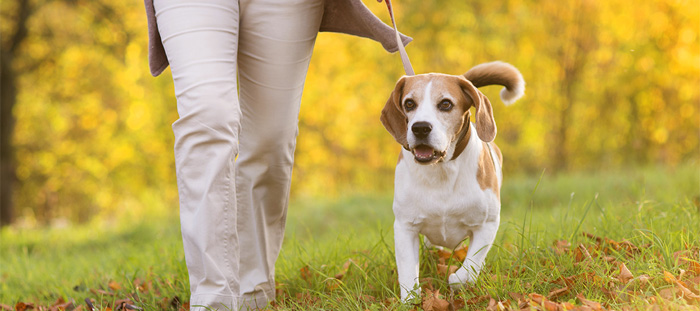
[154,0,323,309]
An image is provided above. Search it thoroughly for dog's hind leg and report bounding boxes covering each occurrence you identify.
[448,219,499,289]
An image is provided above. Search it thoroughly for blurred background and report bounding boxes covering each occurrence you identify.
[1,0,698,227]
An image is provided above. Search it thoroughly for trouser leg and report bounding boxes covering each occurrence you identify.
[234,0,323,308]
[154,0,241,309]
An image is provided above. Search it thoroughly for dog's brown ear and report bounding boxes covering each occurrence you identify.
[451,110,472,160]
[460,78,496,142]
[381,77,409,149]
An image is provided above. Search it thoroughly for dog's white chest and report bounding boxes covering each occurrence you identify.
[393,151,500,248]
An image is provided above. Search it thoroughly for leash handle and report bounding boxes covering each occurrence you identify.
[381,0,415,76]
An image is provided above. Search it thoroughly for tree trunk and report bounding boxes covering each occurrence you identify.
[1,0,32,227]
[1,52,17,227]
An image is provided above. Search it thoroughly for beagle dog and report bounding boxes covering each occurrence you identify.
[380,61,525,300]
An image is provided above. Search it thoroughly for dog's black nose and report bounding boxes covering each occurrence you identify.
[411,122,432,138]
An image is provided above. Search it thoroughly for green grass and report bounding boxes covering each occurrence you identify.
[1,162,699,310]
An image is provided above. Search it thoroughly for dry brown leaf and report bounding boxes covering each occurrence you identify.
[132,278,150,294]
[436,263,458,277]
[582,232,603,243]
[617,262,634,284]
[420,277,435,291]
[674,250,700,275]
[485,298,497,311]
[294,292,320,306]
[560,301,575,310]
[547,286,569,300]
[334,259,353,280]
[529,293,545,305]
[509,292,524,301]
[422,289,450,311]
[659,287,678,301]
[576,244,593,262]
[687,276,700,291]
[553,240,571,255]
[663,270,677,283]
[300,265,313,283]
[465,294,490,305]
[576,294,603,311]
[49,297,72,311]
[619,240,639,255]
[14,302,34,311]
[433,249,453,262]
[452,298,466,310]
[635,274,651,286]
[543,300,559,311]
[108,280,122,292]
[454,245,468,262]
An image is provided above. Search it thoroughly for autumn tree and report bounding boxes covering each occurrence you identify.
[1,0,32,226]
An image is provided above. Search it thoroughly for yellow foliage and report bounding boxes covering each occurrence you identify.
[5,0,699,223]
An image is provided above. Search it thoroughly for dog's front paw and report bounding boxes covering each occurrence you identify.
[448,273,466,290]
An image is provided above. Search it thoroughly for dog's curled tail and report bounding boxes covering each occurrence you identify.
[463,61,525,106]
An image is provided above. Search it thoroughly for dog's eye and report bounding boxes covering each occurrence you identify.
[438,99,453,111]
[404,99,416,111]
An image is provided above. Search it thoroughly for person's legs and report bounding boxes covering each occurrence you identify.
[154,0,241,309]
[235,0,323,308]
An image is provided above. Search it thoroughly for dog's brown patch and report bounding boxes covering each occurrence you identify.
[477,142,500,199]
[397,149,403,165]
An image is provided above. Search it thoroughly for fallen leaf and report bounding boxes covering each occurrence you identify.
[294,292,320,306]
[617,262,634,284]
[334,259,353,280]
[422,289,450,311]
[542,300,559,311]
[547,286,569,299]
[436,263,458,277]
[687,275,700,290]
[663,270,677,283]
[582,232,603,243]
[576,244,593,262]
[50,297,73,311]
[108,280,122,292]
[659,287,678,301]
[300,265,313,283]
[508,292,524,301]
[0,304,11,311]
[465,295,490,305]
[420,277,435,291]
[433,248,453,262]
[619,240,639,255]
[14,302,34,311]
[89,288,114,296]
[553,240,571,255]
[133,278,150,293]
[576,294,603,311]
[452,298,465,310]
[529,293,545,305]
[485,298,497,311]
[454,245,468,262]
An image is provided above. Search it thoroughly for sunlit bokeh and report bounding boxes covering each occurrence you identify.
[2,0,698,226]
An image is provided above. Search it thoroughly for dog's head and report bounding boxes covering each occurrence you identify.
[381,73,496,164]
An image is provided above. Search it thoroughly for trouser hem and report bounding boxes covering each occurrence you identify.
[189,289,275,311]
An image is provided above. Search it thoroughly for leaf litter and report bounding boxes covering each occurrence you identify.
[8,233,699,310]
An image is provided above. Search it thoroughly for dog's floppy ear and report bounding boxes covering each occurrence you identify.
[460,78,496,142]
[381,77,409,149]
[451,110,472,160]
